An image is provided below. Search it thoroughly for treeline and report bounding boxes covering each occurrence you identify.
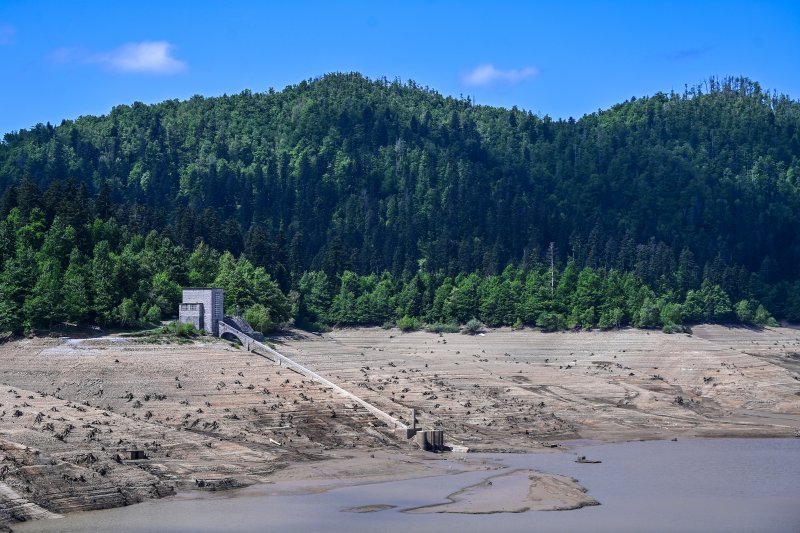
[298,265,780,333]
[0,181,786,335]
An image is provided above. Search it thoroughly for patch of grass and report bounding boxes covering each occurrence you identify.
[122,321,201,344]
[425,322,461,334]
[120,327,164,338]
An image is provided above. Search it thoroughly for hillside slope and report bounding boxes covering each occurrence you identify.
[1,74,798,280]
[0,74,798,329]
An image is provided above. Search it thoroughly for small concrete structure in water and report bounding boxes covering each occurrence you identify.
[415,430,445,452]
[398,408,445,451]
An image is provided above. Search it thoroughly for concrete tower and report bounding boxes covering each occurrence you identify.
[178,288,224,335]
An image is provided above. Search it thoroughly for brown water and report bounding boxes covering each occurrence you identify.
[17,438,800,532]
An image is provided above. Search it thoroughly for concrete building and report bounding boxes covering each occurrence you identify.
[179,288,224,335]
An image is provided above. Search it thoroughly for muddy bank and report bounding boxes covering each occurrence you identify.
[1,325,798,526]
[404,469,598,514]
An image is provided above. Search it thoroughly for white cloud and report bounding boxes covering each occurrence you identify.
[0,24,15,45]
[93,41,187,74]
[51,41,187,74]
[461,64,539,87]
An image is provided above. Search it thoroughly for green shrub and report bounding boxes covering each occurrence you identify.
[149,321,199,339]
[754,304,778,327]
[635,298,661,328]
[116,298,140,327]
[144,305,161,325]
[660,302,683,327]
[245,304,275,333]
[396,315,421,332]
[734,300,755,323]
[425,322,461,333]
[662,323,686,334]
[536,312,566,332]
[463,318,483,335]
[174,322,198,338]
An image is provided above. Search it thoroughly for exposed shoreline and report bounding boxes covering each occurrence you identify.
[14,437,799,533]
[1,325,798,527]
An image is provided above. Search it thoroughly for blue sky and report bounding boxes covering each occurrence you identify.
[1,0,799,134]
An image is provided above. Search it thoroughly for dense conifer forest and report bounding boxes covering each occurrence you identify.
[0,73,798,333]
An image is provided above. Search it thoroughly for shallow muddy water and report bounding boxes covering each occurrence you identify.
[18,438,800,532]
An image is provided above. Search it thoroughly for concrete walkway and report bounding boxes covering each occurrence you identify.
[218,320,407,431]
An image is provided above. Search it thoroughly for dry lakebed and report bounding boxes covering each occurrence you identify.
[1,324,799,531]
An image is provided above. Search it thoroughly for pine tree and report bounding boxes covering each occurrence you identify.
[91,241,118,325]
[213,252,249,313]
[187,241,220,286]
[24,259,64,328]
[62,248,90,323]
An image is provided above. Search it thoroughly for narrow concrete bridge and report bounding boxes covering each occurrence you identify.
[218,318,408,432]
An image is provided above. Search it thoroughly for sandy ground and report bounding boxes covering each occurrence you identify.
[278,325,800,446]
[403,469,598,514]
[0,325,798,526]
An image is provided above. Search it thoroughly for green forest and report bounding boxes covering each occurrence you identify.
[0,73,798,334]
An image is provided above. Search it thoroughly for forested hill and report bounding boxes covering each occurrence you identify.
[0,73,799,331]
